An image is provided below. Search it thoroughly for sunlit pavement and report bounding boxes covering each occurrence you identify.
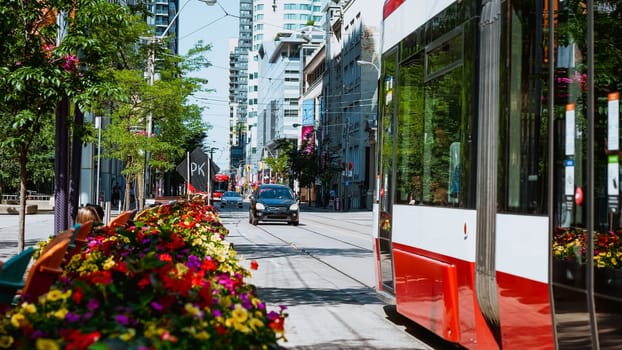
[0,213,56,260]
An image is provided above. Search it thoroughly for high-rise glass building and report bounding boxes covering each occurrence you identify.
[148,0,181,53]
[243,0,328,185]
[229,0,253,178]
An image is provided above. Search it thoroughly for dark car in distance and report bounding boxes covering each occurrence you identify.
[249,184,299,226]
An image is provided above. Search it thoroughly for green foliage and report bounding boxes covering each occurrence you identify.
[265,139,295,184]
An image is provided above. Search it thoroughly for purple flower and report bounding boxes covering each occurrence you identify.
[65,312,81,323]
[151,301,163,311]
[240,294,252,309]
[267,311,279,320]
[31,330,45,338]
[115,314,129,325]
[87,298,100,310]
[187,255,201,270]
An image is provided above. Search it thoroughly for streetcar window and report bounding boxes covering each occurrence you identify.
[497,1,548,215]
[393,26,474,208]
[395,53,424,205]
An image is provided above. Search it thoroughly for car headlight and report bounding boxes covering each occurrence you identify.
[255,203,265,210]
[289,203,299,211]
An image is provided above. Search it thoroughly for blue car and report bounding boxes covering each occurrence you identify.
[220,191,244,208]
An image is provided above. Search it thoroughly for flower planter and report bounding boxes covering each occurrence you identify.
[594,266,622,298]
[553,259,586,288]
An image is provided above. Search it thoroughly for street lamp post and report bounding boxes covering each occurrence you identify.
[206,146,218,206]
[356,60,381,205]
[141,0,217,209]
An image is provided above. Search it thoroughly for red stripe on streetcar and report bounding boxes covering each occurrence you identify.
[383,0,405,19]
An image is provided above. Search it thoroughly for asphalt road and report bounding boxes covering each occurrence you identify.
[219,205,438,350]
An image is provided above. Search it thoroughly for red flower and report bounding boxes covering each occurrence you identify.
[250,260,259,270]
[137,275,151,289]
[63,330,101,349]
[202,258,218,272]
[269,317,285,333]
[72,287,83,304]
[89,270,112,285]
[114,261,128,273]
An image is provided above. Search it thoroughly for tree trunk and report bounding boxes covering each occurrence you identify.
[124,179,132,211]
[18,152,27,252]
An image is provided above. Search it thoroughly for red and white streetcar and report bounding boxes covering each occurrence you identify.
[373,0,622,349]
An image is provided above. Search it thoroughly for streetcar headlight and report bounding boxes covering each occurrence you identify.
[255,203,265,210]
[289,203,299,211]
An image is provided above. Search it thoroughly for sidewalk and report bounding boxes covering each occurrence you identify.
[298,202,372,213]
[0,213,56,260]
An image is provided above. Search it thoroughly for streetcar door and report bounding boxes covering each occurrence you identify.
[550,1,622,347]
[377,49,398,293]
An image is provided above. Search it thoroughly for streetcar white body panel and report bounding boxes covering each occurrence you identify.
[382,0,454,52]
[496,214,549,283]
[392,205,476,262]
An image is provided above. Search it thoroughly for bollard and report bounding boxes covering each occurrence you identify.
[104,201,111,225]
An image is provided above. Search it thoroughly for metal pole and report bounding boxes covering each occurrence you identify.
[54,97,69,233]
[207,149,212,206]
[186,151,190,198]
[96,116,102,206]
[54,11,69,234]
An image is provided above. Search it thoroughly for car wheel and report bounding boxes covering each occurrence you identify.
[292,221,299,226]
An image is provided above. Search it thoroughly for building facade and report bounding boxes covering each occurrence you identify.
[228,0,253,184]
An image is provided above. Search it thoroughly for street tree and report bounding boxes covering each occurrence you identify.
[100,40,211,211]
[265,139,294,184]
[0,0,148,250]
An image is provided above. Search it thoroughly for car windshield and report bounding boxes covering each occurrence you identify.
[258,188,293,200]
[224,192,241,197]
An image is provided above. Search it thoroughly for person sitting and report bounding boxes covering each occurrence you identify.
[76,205,102,224]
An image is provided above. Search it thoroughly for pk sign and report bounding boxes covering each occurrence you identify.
[176,147,219,192]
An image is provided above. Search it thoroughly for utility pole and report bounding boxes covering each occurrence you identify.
[206,147,218,206]
[54,11,70,234]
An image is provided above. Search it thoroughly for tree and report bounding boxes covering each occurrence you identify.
[289,138,319,205]
[265,139,295,184]
[100,40,211,211]
[0,0,148,250]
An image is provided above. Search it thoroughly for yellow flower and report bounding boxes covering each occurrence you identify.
[234,322,251,334]
[35,338,60,350]
[231,304,248,323]
[46,290,63,302]
[119,328,136,341]
[175,262,189,276]
[10,313,26,328]
[61,289,72,300]
[194,331,210,340]
[103,256,116,270]
[184,303,201,317]
[53,308,68,320]
[249,317,265,330]
[21,302,37,314]
[0,335,14,348]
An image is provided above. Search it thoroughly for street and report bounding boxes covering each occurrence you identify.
[0,207,444,349]
[218,205,440,350]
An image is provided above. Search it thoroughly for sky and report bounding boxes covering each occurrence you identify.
[178,0,240,172]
